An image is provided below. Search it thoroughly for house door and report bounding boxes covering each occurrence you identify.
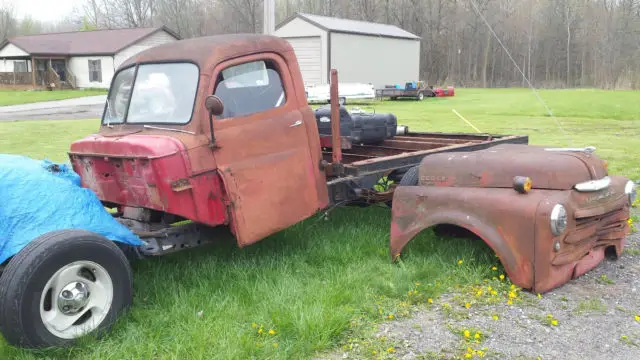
[209,54,325,247]
[50,60,66,81]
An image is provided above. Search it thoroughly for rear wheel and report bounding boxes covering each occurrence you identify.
[0,230,133,348]
[417,92,425,101]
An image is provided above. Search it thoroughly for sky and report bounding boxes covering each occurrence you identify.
[8,0,81,22]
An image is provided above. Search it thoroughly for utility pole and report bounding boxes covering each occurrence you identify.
[264,0,275,35]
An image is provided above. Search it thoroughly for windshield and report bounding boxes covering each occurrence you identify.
[102,63,199,125]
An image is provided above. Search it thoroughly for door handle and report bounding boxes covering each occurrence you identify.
[290,120,302,127]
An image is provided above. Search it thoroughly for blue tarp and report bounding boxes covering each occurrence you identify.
[0,154,142,264]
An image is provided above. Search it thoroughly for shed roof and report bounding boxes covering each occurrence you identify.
[0,26,180,57]
[277,13,420,40]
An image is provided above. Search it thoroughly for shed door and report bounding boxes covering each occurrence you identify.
[286,37,322,86]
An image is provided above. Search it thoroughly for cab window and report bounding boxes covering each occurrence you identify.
[213,60,286,120]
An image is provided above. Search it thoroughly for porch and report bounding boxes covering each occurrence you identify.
[0,57,77,89]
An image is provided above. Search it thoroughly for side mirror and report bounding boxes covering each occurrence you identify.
[205,95,224,116]
[204,95,223,149]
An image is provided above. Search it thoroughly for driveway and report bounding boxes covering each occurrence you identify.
[0,95,106,121]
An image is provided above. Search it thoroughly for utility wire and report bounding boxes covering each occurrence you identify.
[469,0,573,145]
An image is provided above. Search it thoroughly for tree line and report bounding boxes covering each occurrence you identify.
[1,0,639,89]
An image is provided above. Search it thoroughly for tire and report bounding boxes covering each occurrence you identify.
[417,92,424,101]
[399,166,420,186]
[0,230,133,348]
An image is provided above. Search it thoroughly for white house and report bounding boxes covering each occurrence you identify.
[0,26,179,89]
[274,13,421,88]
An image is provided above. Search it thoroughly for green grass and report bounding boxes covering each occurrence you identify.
[0,89,107,106]
[0,88,638,359]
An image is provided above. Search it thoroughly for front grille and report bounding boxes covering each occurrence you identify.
[552,207,628,266]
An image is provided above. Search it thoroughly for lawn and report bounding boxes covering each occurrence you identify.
[0,88,638,360]
[0,89,107,106]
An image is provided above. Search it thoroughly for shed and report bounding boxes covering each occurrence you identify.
[0,26,179,89]
[274,13,421,88]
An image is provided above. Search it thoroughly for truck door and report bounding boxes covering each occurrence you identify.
[209,53,325,246]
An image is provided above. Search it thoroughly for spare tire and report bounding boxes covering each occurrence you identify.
[399,166,419,186]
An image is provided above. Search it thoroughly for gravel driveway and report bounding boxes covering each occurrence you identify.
[329,208,640,360]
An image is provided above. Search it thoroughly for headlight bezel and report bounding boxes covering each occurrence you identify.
[550,204,568,236]
[624,180,637,204]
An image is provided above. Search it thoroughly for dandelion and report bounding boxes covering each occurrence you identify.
[499,274,505,280]
[491,266,498,271]
[388,314,394,320]
[551,319,558,326]
[487,286,492,291]
[474,332,481,339]
[635,315,640,322]
[492,314,499,320]
[386,347,395,353]
[477,350,485,357]
[491,290,497,296]
[538,293,542,299]
[464,354,473,359]
[547,314,553,318]
[258,329,264,334]
[476,289,483,296]
[428,298,433,304]
[510,284,516,290]
[268,329,276,335]
[507,299,513,305]
[508,291,517,299]
[458,259,464,265]
[251,323,258,328]
[464,330,471,338]
[465,302,471,309]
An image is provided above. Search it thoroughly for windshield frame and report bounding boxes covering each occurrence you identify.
[101,60,201,126]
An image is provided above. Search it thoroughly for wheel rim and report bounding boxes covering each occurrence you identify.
[418,93,424,100]
[39,260,114,339]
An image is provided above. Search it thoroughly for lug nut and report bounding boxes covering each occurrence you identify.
[62,290,72,298]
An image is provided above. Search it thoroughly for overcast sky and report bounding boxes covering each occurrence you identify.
[9,0,81,22]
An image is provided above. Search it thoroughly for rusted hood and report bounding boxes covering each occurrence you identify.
[69,133,186,159]
[418,144,608,190]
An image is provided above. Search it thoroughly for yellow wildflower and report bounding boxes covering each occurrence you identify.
[499,274,505,280]
[491,290,497,295]
[464,330,471,338]
[251,323,258,328]
[487,286,493,291]
[428,298,433,304]
[273,343,278,348]
[465,302,471,309]
[547,314,553,318]
[258,329,264,334]
[464,353,473,359]
[477,350,485,357]
[386,347,395,353]
[476,290,483,296]
[268,329,276,335]
[507,299,513,305]
[510,284,516,290]
[551,319,558,326]
[474,332,481,339]
[388,314,394,320]
[491,266,498,271]
[538,293,542,299]
[458,259,464,265]
[415,282,421,286]
[508,291,517,299]
[622,335,629,339]
[635,315,640,322]
[492,314,499,320]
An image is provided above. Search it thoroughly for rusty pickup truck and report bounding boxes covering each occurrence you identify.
[0,34,633,348]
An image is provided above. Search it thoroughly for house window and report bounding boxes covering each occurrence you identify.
[89,60,102,82]
[14,61,28,72]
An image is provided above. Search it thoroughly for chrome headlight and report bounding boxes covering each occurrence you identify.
[625,180,637,204]
[550,204,568,236]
